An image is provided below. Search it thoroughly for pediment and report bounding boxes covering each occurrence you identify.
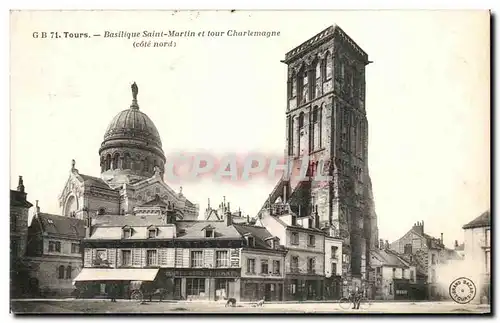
[58,172,85,207]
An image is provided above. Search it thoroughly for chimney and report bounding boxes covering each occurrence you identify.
[440,233,444,244]
[227,202,231,212]
[226,211,232,226]
[208,198,210,209]
[454,240,458,248]
[385,240,389,250]
[35,200,40,214]
[412,221,424,235]
[283,184,287,204]
[17,176,25,193]
[379,239,384,249]
[247,215,250,224]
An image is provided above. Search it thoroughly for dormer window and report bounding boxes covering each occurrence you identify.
[201,225,216,238]
[147,225,158,239]
[245,234,255,248]
[122,226,132,239]
[266,237,280,249]
[291,215,297,226]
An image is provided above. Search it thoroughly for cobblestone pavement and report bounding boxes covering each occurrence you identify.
[10,300,491,314]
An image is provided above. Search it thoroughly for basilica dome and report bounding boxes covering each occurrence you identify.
[99,83,166,185]
[103,107,162,148]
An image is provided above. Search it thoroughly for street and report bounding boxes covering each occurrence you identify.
[10,299,491,314]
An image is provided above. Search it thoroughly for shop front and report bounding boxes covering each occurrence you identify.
[240,278,284,302]
[284,275,324,301]
[72,268,163,299]
[162,268,241,301]
[324,275,342,300]
[393,278,411,300]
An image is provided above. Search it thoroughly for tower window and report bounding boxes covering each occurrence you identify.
[298,113,304,129]
[123,153,131,169]
[325,53,332,80]
[105,154,111,171]
[112,154,119,170]
[312,107,318,123]
[291,73,297,98]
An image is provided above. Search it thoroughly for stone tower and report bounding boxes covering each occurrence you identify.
[281,26,378,289]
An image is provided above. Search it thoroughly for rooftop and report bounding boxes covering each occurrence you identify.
[34,213,86,239]
[463,210,490,229]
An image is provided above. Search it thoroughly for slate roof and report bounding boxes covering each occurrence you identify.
[463,210,490,229]
[92,214,165,227]
[79,174,112,190]
[10,190,33,208]
[233,224,276,249]
[371,249,409,268]
[175,221,241,240]
[35,213,86,239]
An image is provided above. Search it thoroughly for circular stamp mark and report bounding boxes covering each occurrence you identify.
[449,277,476,304]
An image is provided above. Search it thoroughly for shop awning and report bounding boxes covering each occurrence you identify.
[73,268,159,283]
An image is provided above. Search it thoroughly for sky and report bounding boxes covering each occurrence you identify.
[10,10,490,247]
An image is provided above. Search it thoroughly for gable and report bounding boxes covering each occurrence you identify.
[133,180,179,205]
[58,172,85,208]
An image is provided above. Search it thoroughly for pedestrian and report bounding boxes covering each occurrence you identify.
[351,287,361,310]
[110,283,117,302]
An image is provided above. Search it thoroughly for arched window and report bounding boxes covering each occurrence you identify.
[290,72,297,98]
[123,152,131,170]
[66,266,72,279]
[316,60,321,81]
[58,265,65,279]
[312,107,318,123]
[105,154,111,171]
[100,156,105,172]
[325,53,332,80]
[298,112,304,129]
[302,68,309,103]
[314,60,322,99]
[112,154,119,170]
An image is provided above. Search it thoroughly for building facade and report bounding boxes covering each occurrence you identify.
[257,204,326,301]
[233,224,286,301]
[10,176,33,298]
[463,210,491,303]
[323,227,343,299]
[258,25,378,292]
[25,203,86,297]
[389,221,463,300]
[77,212,285,302]
[370,245,423,300]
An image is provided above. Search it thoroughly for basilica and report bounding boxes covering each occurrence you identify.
[58,82,199,221]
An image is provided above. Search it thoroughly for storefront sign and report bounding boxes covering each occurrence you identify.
[164,269,240,278]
